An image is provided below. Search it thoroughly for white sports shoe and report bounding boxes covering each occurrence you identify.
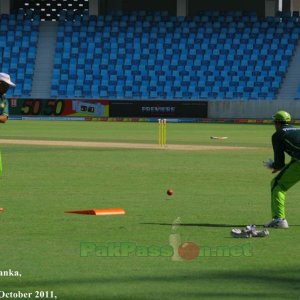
[231,225,269,238]
[231,228,252,238]
[264,218,289,229]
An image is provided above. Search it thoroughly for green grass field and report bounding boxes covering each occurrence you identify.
[0,121,299,300]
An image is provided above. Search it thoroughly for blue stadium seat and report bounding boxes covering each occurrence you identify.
[0,10,40,97]
[48,10,300,100]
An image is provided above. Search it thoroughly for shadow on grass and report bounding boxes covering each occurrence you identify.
[2,268,299,299]
[141,222,250,227]
[141,222,300,228]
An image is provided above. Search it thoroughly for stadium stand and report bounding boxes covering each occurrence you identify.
[296,85,300,99]
[0,9,40,97]
[51,10,300,100]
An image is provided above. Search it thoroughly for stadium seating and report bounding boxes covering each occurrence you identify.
[1,9,300,100]
[0,9,40,97]
[51,10,300,100]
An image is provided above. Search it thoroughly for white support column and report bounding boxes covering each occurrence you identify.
[0,0,10,14]
[265,0,278,16]
[89,0,99,16]
[177,0,187,17]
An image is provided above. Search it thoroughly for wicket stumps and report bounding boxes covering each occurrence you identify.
[158,119,167,147]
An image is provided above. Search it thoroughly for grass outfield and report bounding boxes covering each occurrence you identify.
[0,121,299,300]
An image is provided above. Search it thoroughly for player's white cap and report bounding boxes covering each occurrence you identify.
[0,73,16,87]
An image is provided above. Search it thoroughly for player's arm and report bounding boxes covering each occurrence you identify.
[271,132,285,172]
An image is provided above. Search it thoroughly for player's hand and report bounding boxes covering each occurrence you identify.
[263,159,274,169]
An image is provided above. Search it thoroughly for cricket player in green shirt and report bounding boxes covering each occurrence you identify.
[0,73,15,122]
[263,111,300,229]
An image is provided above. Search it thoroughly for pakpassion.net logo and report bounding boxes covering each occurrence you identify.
[80,241,252,260]
[80,218,252,260]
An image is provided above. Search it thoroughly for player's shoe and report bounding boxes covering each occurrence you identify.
[253,228,269,237]
[231,228,252,238]
[231,225,269,238]
[264,218,289,229]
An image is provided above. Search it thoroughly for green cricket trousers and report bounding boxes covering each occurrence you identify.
[271,159,300,219]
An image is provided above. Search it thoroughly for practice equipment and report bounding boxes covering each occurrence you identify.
[65,208,125,216]
[158,119,167,147]
[231,225,269,238]
[167,189,173,196]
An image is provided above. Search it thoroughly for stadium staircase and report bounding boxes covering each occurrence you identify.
[31,21,58,99]
[277,38,300,100]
